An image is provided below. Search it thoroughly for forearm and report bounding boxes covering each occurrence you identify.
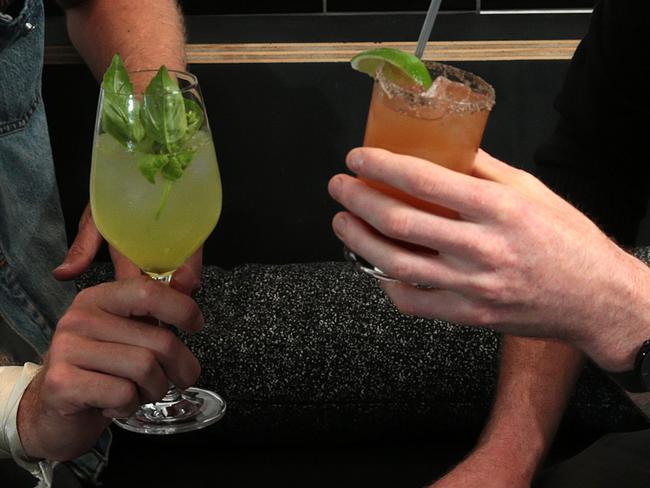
[62,0,185,80]
[475,336,583,480]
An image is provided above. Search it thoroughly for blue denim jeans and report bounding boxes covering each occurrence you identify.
[1,1,110,484]
[0,0,75,354]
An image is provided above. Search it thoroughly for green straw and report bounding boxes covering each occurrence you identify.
[415,0,443,59]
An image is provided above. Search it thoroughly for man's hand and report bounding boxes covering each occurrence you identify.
[53,204,203,295]
[16,277,204,461]
[328,147,650,372]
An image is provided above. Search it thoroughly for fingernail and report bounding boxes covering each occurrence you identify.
[332,214,348,237]
[53,263,69,273]
[347,150,363,172]
[329,176,342,199]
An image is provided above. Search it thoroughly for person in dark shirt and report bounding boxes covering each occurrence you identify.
[329,1,650,486]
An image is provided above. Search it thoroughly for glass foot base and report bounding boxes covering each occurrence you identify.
[113,387,226,435]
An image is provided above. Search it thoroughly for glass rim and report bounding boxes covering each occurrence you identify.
[376,61,495,113]
[101,68,199,96]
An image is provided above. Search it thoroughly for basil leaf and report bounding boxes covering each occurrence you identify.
[161,156,183,181]
[184,98,204,138]
[101,54,144,146]
[141,66,187,150]
[137,154,167,184]
[174,148,195,170]
[102,54,133,95]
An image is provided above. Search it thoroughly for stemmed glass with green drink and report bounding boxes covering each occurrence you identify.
[90,55,225,434]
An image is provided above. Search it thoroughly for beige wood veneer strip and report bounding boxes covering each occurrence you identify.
[45,40,580,65]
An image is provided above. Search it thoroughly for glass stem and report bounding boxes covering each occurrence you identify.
[149,272,182,403]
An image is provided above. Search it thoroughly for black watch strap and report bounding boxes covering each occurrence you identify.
[609,339,650,393]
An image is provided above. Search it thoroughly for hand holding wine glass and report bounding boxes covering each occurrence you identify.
[89,54,225,434]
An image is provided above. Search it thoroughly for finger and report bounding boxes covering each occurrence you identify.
[171,248,202,296]
[53,205,102,281]
[380,281,497,328]
[109,246,142,281]
[329,174,478,255]
[50,333,169,404]
[57,306,201,389]
[44,363,140,419]
[345,147,500,220]
[471,149,524,185]
[333,212,462,288]
[472,149,561,210]
[76,276,204,333]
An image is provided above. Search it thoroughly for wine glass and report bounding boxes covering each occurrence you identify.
[90,67,226,434]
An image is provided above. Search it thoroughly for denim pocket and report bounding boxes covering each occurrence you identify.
[0,0,41,135]
[0,0,30,50]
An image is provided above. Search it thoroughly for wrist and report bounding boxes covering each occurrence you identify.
[16,370,46,461]
[580,251,650,372]
[472,432,544,482]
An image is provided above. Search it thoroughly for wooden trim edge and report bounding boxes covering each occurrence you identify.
[45,40,580,65]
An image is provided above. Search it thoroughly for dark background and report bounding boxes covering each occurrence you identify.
[44,11,608,268]
[44,0,597,16]
[49,5,650,270]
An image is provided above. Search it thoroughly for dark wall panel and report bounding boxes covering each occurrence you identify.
[45,0,597,17]
[180,1,322,15]
[482,0,595,8]
[44,59,570,268]
[326,0,475,12]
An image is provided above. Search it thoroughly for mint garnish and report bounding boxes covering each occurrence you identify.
[100,54,203,218]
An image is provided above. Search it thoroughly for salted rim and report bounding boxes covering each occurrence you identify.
[377,61,496,113]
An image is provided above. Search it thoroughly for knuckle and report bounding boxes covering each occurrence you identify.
[156,328,180,358]
[390,256,415,281]
[67,243,87,258]
[137,278,158,302]
[381,209,413,240]
[56,307,87,334]
[409,173,440,199]
[137,351,159,381]
[182,298,201,323]
[491,190,521,222]
[72,287,94,306]
[468,274,511,305]
[467,306,498,327]
[115,381,138,408]
[48,332,76,362]
[514,168,542,190]
[43,363,73,397]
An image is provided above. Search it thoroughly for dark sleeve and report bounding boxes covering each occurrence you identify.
[534,0,650,246]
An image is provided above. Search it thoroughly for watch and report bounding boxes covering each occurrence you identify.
[609,339,650,393]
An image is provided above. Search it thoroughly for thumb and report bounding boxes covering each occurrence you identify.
[53,205,102,281]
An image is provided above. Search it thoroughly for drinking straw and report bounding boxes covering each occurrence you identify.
[415,0,443,59]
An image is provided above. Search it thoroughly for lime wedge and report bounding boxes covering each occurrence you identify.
[351,48,433,90]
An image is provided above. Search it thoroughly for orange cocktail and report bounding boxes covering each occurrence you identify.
[363,62,495,216]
